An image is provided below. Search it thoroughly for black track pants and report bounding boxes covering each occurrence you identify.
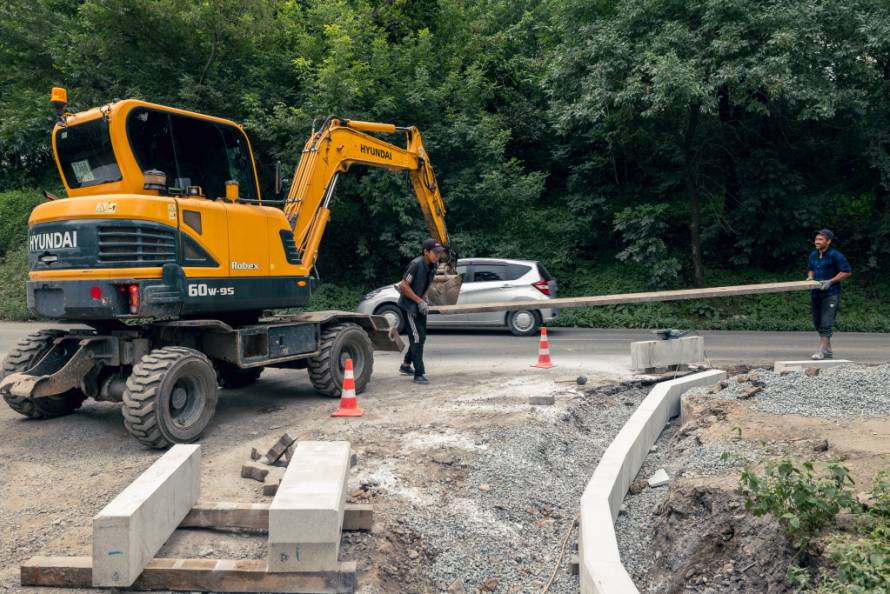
[402,309,428,376]
[811,293,840,338]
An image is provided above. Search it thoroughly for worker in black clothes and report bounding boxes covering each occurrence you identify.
[806,229,852,360]
[398,238,444,384]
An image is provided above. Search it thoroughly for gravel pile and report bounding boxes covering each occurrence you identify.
[401,383,650,593]
[687,363,890,418]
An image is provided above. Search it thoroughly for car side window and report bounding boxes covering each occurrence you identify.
[505,264,531,281]
[456,264,468,280]
[472,264,506,282]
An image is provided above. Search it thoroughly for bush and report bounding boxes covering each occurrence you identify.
[0,189,43,258]
[304,284,366,312]
[0,248,32,320]
[738,458,858,550]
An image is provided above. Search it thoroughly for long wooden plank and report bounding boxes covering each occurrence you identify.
[429,280,820,315]
[21,556,356,593]
[180,502,373,531]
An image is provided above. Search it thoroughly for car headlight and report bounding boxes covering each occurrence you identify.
[363,289,382,300]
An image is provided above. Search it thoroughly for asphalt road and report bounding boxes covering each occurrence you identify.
[0,322,887,375]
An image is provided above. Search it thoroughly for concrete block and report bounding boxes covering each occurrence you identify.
[92,444,200,587]
[631,336,704,370]
[262,467,286,497]
[263,433,296,465]
[268,441,350,572]
[529,394,555,405]
[774,359,852,373]
[647,469,669,488]
[241,461,270,482]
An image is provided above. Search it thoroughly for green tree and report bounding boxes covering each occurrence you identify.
[547,0,890,285]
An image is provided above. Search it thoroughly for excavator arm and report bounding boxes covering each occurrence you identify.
[282,117,461,305]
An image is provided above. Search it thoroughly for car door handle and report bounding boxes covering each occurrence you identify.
[499,284,511,288]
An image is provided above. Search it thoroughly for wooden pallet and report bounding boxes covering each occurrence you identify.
[21,502,372,593]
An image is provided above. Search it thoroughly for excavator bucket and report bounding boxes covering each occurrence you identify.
[428,272,463,306]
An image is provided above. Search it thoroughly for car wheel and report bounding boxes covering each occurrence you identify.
[508,310,541,337]
[375,304,405,334]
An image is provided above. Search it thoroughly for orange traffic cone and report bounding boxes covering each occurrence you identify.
[531,327,555,369]
[331,358,364,417]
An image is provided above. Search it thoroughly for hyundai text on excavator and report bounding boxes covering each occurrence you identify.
[0,88,461,447]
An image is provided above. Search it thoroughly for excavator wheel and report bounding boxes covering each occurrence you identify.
[1,330,86,419]
[122,347,218,449]
[308,323,374,397]
[214,361,263,389]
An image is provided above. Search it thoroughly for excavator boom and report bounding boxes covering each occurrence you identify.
[283,118,460,305]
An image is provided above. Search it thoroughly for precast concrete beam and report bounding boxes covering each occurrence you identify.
[92,444,201,587]
[774,359,852,373]
[268,441,350,572]
[631,336,704,370]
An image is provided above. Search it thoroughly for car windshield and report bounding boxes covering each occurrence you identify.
[55,119,122,188]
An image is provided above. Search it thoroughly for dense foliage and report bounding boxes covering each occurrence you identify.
[739,461,889,592]
[1,0,889,306]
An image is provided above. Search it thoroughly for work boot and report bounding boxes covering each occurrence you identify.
[413,375,430,384]
[399,364,414,376]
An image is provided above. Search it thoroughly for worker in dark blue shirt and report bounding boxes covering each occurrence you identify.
[806,229,852,360]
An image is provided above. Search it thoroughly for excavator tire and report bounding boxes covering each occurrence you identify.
[1,330,86,419]
[308,323,374,397]
[123,347,218,449]
[214,361,263,389]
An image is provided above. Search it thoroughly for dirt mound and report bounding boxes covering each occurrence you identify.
[644,484,794,594]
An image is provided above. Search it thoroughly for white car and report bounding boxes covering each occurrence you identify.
[356,258,558,336]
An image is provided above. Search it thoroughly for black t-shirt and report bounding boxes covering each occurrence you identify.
[397,256,436,313]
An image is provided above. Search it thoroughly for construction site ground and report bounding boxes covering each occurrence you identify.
[0,326,645,594]
[616,364,890,593]
[3,323,890,594]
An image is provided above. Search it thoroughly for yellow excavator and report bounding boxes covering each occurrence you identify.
[0,88,460,447]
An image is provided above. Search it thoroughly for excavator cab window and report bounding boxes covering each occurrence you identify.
[55,118,122,188]
[127,107,258,201]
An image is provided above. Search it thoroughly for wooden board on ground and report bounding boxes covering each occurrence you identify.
[180,502,373,532]
[429,280,820,315]
[21,557,356,593]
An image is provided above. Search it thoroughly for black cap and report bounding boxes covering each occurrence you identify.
[422,238,445,253]
[816,228,834,241]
